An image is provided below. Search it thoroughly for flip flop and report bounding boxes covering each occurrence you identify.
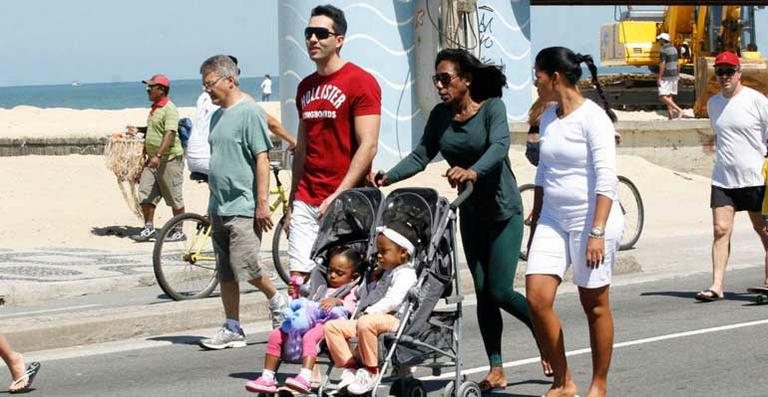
[695,289,723,302]
[9,361,41,394]
[478,379,507,393]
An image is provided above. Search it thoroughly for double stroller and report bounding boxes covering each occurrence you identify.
[294,185,477,397]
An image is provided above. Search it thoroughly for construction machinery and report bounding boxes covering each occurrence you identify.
[599,5,768,117]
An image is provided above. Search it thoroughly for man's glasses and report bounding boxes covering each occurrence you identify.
[715,67,737,77]
[432,72,458,87]
[202,75,227,90]
[304,27,340,40]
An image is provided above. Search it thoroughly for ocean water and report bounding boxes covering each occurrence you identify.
[0,77,279,110]
[0,65,642,110]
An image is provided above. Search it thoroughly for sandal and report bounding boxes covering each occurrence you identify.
[695,289,723,302]
[478,379,507,393]
[9,361,41,394]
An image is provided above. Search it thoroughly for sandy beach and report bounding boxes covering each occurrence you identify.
[0,102,282,139]
[0,150,747,251]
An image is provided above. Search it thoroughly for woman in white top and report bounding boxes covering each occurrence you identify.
[525,47,623,397]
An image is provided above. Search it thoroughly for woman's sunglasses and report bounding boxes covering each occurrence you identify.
[304,27,340,40]
[431,72,458,87]
[715,67,737,77]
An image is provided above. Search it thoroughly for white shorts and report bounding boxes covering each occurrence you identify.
[658,77,678,96]
[525,219,620,289]
[186,156,209,175]
[288,200,320,273]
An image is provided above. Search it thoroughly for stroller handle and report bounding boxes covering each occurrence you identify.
[450,181,474,209]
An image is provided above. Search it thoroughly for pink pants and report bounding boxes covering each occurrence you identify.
[266,324,326,359]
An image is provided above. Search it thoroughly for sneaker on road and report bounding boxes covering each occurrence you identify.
[347,368,376,395]
[285,374,312,394]
[245,376,278,394]
[130,225,156,242]
[199,326,246,350]
[164,229,186,242]
[269,292,289,329]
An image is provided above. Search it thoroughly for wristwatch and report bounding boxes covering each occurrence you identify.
[589,226,605,238]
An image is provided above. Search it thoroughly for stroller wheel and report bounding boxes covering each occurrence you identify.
[389,378,425,397]
[441,381,455,397]
[456,381,480,397]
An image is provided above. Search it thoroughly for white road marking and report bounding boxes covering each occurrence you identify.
[419,317,768,380]
[0,304,102,318]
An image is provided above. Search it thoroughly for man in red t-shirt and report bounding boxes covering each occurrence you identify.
[286,4,381,281]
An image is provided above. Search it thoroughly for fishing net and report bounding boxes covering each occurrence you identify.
[104,132,145,220]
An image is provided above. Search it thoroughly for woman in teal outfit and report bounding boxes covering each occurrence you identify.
[374,48,550,391]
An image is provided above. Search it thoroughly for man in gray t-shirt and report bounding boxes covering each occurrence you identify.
[656,33,683,119]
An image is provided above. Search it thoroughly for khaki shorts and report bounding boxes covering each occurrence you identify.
[210,214,264,282]
[138,156,185,209]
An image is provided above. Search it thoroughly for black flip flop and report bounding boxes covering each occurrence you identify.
[695,289,723,302]
[9,361,41,394]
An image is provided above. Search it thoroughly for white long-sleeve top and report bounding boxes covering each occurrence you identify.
[708,87,768,189]
[535,100,622,232]
[364,261,417,316]
[186,92,219,163]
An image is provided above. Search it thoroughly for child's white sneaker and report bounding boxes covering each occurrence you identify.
[335,368,357,391]
[347,368,377,395]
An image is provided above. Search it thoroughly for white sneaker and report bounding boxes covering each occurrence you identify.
[199,326,246,350]
[347,368,377,395]
[269,292,289,329]
[335,368,357,391]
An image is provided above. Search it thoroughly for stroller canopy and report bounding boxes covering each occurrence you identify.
[310,187,383,261]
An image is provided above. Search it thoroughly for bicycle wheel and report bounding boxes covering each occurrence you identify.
[518,184,536,261]
[617,175,644,250]
[271,214,291,284]
[153,212,218,300]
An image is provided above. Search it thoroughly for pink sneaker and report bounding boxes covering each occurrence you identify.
[245,376,278,394]
[285,374,312,394]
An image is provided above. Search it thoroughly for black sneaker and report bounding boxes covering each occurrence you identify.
[130,225,156,242]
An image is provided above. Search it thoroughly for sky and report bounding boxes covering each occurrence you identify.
[0,1,765,87]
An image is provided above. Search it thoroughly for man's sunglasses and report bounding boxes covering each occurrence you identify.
[715,67,737,77]
[431,72,458,87]
[304,27,340,40]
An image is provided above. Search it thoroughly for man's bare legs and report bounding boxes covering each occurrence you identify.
[708,206,735,297]
[659,95,683,119]
[746,211,768,287]
[221,273,279,322]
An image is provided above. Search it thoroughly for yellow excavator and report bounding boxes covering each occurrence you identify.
[600,5,768,117]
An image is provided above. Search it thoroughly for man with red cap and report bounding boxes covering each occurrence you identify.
[696,51,768,302]
[127,74,185,242]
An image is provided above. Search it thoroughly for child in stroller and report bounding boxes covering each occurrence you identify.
[323,220,420,395]
[245,246,363,395]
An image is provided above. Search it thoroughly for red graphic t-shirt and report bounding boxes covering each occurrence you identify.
[295,62,381,206]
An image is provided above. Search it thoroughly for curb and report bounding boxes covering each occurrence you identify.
[3,256,641,353]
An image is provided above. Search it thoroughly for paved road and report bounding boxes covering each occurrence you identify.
[15,265,768,397]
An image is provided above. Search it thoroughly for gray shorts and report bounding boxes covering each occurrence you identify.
[138,156,185,209]
[210,214,264,282]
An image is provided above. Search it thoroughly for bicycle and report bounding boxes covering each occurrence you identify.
[518,175,644,261]
[152,159,291,300]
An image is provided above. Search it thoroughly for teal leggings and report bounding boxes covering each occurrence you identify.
[460,213,535,367]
